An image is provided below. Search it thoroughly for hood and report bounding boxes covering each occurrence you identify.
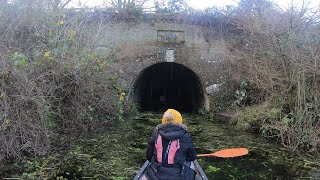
[156,123,187,141]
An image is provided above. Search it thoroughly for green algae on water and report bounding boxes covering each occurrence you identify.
[0,113,319,180]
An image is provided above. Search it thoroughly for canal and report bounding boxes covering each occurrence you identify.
[130,112,320,180]
[1,112,319,179]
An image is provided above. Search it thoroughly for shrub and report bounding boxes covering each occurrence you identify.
[0,1,136,161]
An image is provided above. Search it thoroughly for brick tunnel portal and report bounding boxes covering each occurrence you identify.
[133,62,204,113]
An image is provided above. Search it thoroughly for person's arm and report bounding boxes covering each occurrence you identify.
[186,133,197,161]
[146,129,157,161]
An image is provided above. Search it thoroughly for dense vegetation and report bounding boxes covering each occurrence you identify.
[0,0,138,161]
[220,0,320,153]
[0,0,319,169]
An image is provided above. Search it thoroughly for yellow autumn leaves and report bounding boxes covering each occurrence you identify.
[56,14,66,26]
[56,20,64,26]
[44,50,52,60]
[119,92,126,102]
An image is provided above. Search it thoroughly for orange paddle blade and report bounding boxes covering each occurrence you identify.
[197,148,249,158]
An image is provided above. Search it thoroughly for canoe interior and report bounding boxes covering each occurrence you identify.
[133,160,208,180]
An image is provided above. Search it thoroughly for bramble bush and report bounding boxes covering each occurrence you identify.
[0,0,136,161]
[218,0,320,152]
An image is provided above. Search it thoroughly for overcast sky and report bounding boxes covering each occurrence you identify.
[69,0,319,10]
[187,0,319,9]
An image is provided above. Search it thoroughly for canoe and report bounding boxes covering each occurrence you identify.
[133,160,208,180]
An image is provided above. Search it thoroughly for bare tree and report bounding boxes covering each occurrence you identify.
[104,0,149,11]
[8,0,72,9]
[154,0,189,13]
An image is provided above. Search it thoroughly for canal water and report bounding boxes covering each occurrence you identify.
[0,112,319,179]
[130,112,320,180]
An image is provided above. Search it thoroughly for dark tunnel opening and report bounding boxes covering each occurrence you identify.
[133,62,204,113]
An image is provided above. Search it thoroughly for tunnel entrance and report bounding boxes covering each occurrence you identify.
[133,62,203,113]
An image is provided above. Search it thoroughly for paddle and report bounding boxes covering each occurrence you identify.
[197,148,249,158]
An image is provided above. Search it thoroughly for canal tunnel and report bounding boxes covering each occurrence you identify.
[133,62,203,113]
